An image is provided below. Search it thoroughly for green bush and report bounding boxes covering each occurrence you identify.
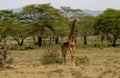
[76,41,109,48]
[40,48,62,65]
[75,56,90,66]
[92,43,107,48]
[10,43,38,50]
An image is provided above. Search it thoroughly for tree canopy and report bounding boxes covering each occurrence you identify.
[94,9,120,46]
[0,4,120,47]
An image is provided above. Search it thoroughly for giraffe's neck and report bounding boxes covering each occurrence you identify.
[68,19,76,40]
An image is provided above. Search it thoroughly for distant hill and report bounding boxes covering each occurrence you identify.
[83,9,103,16]
[12,8,22,13]
[12,8,103,16]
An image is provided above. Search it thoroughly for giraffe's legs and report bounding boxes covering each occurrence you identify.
[61,45,68,64]
[62,51,67,64]
[69,46,75,64]
[61,41,75,65]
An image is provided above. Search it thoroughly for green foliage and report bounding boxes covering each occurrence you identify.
[92,43,108,48]
[21,4,38,14]
[25,3,65,46]
[0,10,13,17]
[76,43,108,48]
[0,3,120,48]
[40,48,62,65]
[0,20,13,42]
[75,56,90,66]
[94,9,120,46]
[9,22,31,46]
[9,22,31,37]
[61,6,82,20]
[10,42,38,50]
[79,15,95,35]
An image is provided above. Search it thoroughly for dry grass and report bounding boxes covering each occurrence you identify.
[0,47,120,78]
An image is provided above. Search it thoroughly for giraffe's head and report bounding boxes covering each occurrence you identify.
[74,16,79,22]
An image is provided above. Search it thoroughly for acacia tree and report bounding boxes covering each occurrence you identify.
[0,10,14,20]
[25,4,63,47]
[94,9,120,47]
[9,22,31,46]
[0,20,14,45]
[79,15,95,45]
[20,4,37,14]
[48,15,68,44]
[0,10,15,45]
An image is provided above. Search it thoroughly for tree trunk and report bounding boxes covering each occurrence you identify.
[14,38,24,46]
[112,38,117,47]
[55,36,59,44]
[19,39,24,46]
[38,36,42,47]
[101,36,104,44]
[83,32,87,45]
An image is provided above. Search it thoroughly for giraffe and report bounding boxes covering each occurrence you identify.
[61,16,78,64]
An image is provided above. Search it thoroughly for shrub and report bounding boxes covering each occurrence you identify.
[40,48,62,65]
[0,45,14,68]
[10,43,38,50]
[75,56,90,66]
[93,43,106,48]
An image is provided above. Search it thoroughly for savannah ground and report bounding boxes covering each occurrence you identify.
[0,45,120,78]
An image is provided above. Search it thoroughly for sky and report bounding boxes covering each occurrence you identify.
[0,0,120,10]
